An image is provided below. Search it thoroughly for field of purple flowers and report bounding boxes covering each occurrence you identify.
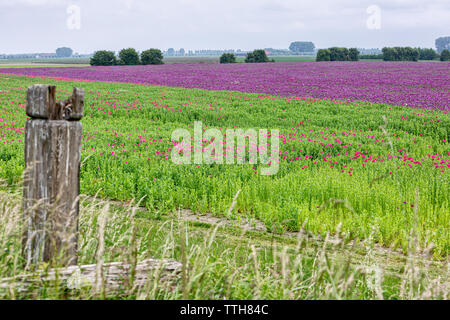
[0,61,448,110]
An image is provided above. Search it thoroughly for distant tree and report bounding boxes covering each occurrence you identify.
[329,47,349,61]
[382,47,396,61]
[405,47,419,61]
[435,36,450,54]
[349,48,360,61]
[315,47,359,62]
[220,53,236,64]
[167,48,175,56]
[141,49,164,65]
[440,49,450,61]
[179,48,185,56]
[245,52,255,62]
[382,47,419,61]
[56,47,73,57]
[90,50,117,66]
[245,49,271,63]
[289,41,315,54]
[316,49,331,61]
[118,48,140,65]
[418,48,438,60]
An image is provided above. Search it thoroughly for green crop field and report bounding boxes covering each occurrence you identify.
[0,56,316,67]
[0,74,448,260]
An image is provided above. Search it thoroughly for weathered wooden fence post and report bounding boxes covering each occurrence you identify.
[23,84,84,268]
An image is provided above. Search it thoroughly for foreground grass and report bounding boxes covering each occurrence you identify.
[0,56,315,66]
[0,191,447,300]
[0,74,448,258]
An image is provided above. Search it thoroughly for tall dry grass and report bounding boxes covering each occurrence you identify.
[0,191,448,300]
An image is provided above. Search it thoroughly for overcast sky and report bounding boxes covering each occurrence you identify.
[0,0,449,54]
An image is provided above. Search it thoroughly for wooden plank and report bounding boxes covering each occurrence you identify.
[26,85,84,121]
[0,259,182,296]
[23,120,82,266]
[67,87,84,120]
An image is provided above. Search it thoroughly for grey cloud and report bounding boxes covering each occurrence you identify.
[0,0,449,53]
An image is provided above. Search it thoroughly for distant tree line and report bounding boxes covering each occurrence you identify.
[316,48,360,61]
[440,50,450,61]
[90,44,449,66]
[382,47,420,61]
[360,54,383,59]
[245,50,274,63]
[380,47,450,62]
[220,49,274,64]
[359,48,439,61]
[219,53,236,64]
[382,47,439,61]
[90,48,164,66]
[417,48,438,60]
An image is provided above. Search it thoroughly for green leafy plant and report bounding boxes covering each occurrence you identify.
[440,49,450,61]
[316,49,331,61]
[245,50,271,63]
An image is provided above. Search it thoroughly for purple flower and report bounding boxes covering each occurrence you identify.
[1,61,448,110]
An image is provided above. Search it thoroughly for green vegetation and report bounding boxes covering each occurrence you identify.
[118,48,140,65]
[0,75,448,258]
[378,48,439,61]
[90,50,117,66]
[329,47,350,61]
[418,48,438,60]
[141,49,164,65]
[349,48,360,61]
[316,48,360,61]
[360,54,383,60]
[245,50,274,63]
[382,47,419,62]
[0,192,447,299]
[316,49,331,61]
[220,53,236,64]
[91,48,164,66]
